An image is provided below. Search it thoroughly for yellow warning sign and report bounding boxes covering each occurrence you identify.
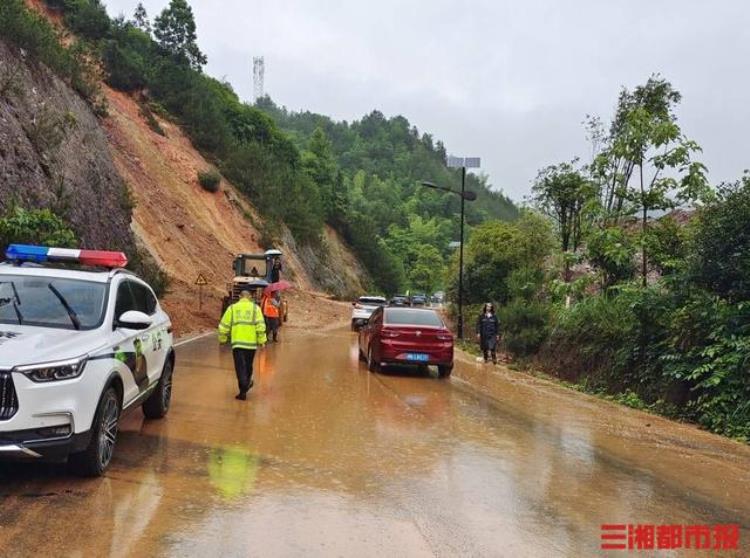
[195,273,208,286]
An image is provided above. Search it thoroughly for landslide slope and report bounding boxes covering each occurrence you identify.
[2,1,369,335]
[102,87,367,334]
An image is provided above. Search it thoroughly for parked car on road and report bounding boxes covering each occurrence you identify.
[0,244,175,476]
[410,294,427,306]
[350,295,387,330]
[358,306,453,378]
[389,295,410,306]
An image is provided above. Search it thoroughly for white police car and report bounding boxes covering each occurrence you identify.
[0,245,174,476]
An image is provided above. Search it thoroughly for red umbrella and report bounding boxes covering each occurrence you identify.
[264,280,292,295]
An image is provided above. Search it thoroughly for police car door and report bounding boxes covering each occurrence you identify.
[112,279,155,403]
[128,280,167,385]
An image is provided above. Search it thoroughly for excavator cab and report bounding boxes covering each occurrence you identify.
[222,249,283,313]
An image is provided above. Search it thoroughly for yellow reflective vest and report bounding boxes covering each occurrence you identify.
[218,298,267,349]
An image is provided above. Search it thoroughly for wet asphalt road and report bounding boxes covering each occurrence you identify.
[0,327,749,557]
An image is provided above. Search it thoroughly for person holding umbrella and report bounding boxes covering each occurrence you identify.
[476,302,500,364]
[262,291,282,342]
[262,280,292,342]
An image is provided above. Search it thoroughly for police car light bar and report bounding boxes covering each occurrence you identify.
[5,244,128,268]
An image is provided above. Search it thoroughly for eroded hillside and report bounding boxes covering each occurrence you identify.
[2,0,370,335]
[102,86,368,333]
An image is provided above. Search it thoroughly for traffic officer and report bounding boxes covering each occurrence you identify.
[218,289,267,400]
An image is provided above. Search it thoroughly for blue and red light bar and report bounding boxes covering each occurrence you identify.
[4,244,128,268]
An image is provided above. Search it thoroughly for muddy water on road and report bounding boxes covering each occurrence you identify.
[0,327,748,557]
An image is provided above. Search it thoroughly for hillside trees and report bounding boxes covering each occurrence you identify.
[154,0,206,69]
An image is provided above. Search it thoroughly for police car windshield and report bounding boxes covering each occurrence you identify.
[0,275,107,330]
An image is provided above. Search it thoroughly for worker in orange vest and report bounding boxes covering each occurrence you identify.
[262,291,282,342]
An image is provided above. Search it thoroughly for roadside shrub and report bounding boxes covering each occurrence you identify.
[198,169,221,192]
[0,206,77,252]
[542,292,635,384]
[691,175,750,302]
[498,299,550,356]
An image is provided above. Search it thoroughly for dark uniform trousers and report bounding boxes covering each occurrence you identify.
[232,348,256,393]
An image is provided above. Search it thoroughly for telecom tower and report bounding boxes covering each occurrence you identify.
[252,56,265,102]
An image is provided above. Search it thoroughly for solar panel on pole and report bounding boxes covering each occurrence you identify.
[447,156,464,168]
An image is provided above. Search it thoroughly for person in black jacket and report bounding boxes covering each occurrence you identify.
[476,303,500,364]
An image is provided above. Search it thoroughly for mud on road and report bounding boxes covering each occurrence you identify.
[0,327,748,557]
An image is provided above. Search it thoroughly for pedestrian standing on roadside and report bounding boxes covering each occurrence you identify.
[262,290,282,342]
[218,290,267,400]
[476,303,500,364]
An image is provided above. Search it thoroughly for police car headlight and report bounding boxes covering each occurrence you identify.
[16,357,88,383]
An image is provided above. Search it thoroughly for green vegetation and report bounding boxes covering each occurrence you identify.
[256,99,518,293]
[459,76,749,441]
[0,206,77,249]
[4,0,516,294]
[197,169,221,192]
[0,0,100,101]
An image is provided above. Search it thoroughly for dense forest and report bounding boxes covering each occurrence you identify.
[255,98,517,294]
[0,0,517,295]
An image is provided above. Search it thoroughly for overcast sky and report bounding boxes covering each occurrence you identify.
[106,0,749,201]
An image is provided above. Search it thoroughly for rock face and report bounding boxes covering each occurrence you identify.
[0,40,134,253]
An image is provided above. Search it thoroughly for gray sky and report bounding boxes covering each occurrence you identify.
[107,0,750,201]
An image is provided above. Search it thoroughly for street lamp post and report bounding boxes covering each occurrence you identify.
[420,156,479,340]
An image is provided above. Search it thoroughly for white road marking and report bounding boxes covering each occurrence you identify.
[174,331,214,348]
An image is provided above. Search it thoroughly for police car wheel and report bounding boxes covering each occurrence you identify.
[143,358,173,419]
[69,387,120,477]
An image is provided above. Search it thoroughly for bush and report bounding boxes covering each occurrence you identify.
[586,226,636,288]
[0,0,100,101]
[197,169,221,192]
[62,0,111,41]
[498,299,550,356]
[0,206,77,252]
[103,24,152,91]
[691,174,750,302]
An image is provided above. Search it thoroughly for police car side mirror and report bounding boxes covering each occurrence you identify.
[116,310,152,331]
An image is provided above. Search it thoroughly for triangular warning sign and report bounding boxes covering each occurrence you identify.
[195,273,208,286]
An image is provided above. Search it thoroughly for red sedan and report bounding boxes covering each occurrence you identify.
[358,306,454,378]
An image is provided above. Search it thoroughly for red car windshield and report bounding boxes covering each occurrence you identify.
[385,308,443,327]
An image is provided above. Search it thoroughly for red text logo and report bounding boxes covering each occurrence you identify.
[600,523,739,551]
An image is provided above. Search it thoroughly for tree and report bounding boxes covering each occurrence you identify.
[591,76,710,285]
[302,128,338,220]
[454,212,554,305]
[532,159,594,280]
[154,0,206,69]
[132,2,151,35]
[408,245,444,293]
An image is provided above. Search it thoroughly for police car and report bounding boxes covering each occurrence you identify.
[0,245,175,476]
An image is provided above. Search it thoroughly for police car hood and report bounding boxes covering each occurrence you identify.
[0,325,105,368]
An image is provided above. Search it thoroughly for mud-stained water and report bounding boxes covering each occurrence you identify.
[0,328,748,557]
